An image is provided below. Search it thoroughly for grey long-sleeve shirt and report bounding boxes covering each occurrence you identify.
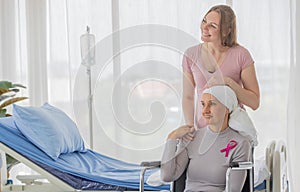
[161,127,251,192]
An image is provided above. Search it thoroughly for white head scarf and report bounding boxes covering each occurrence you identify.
[202,85,258,146]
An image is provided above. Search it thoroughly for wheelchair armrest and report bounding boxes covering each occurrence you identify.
[139,161,161,192]
[140,161,161,168]
[226,161,254,192]
[229,161,253,169]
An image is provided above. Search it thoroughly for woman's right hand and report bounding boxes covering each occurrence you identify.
[168,125,195,140]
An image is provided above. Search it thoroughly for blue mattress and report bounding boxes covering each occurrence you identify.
[0,117,169,191]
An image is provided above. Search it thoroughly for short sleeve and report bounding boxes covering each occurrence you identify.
[182,54,192,73]
[238,46,254,70]
[182,45,200,73]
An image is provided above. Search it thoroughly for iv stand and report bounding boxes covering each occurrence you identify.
[87,60,93,150]
[80,26,95,150]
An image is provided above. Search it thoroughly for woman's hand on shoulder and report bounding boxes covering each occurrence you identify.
[168,125,195,140]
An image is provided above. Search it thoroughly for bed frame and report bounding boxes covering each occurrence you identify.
[260,140,289,192]
[0,142,75,192]
[272,141,288,192]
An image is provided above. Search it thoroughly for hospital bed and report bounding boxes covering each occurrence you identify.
[0,113,289,192]
[0,116,168,192]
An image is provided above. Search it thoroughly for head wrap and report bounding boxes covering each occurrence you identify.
[202,85,258,146]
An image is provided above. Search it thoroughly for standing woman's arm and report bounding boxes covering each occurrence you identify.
[182,71,196,125]
[225,63,260,110]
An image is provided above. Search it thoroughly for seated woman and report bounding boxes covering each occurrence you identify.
[160,85,254,192]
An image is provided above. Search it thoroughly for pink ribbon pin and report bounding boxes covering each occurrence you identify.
[220,140,237,157]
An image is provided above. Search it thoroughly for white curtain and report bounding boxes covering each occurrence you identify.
[0,0,296,190]
[26,0,48,106]
[287,0,299,191]
[0,0,26,87]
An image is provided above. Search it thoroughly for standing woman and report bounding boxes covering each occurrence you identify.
[182,5,260,129]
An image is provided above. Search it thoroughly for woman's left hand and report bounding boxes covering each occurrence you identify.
[168,125,195,140]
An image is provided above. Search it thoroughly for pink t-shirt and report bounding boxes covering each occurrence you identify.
[182,43,254,128]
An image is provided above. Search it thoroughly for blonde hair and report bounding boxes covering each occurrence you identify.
[205,5,238,47]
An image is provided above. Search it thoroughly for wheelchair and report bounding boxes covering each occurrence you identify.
[140,147,255,192]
